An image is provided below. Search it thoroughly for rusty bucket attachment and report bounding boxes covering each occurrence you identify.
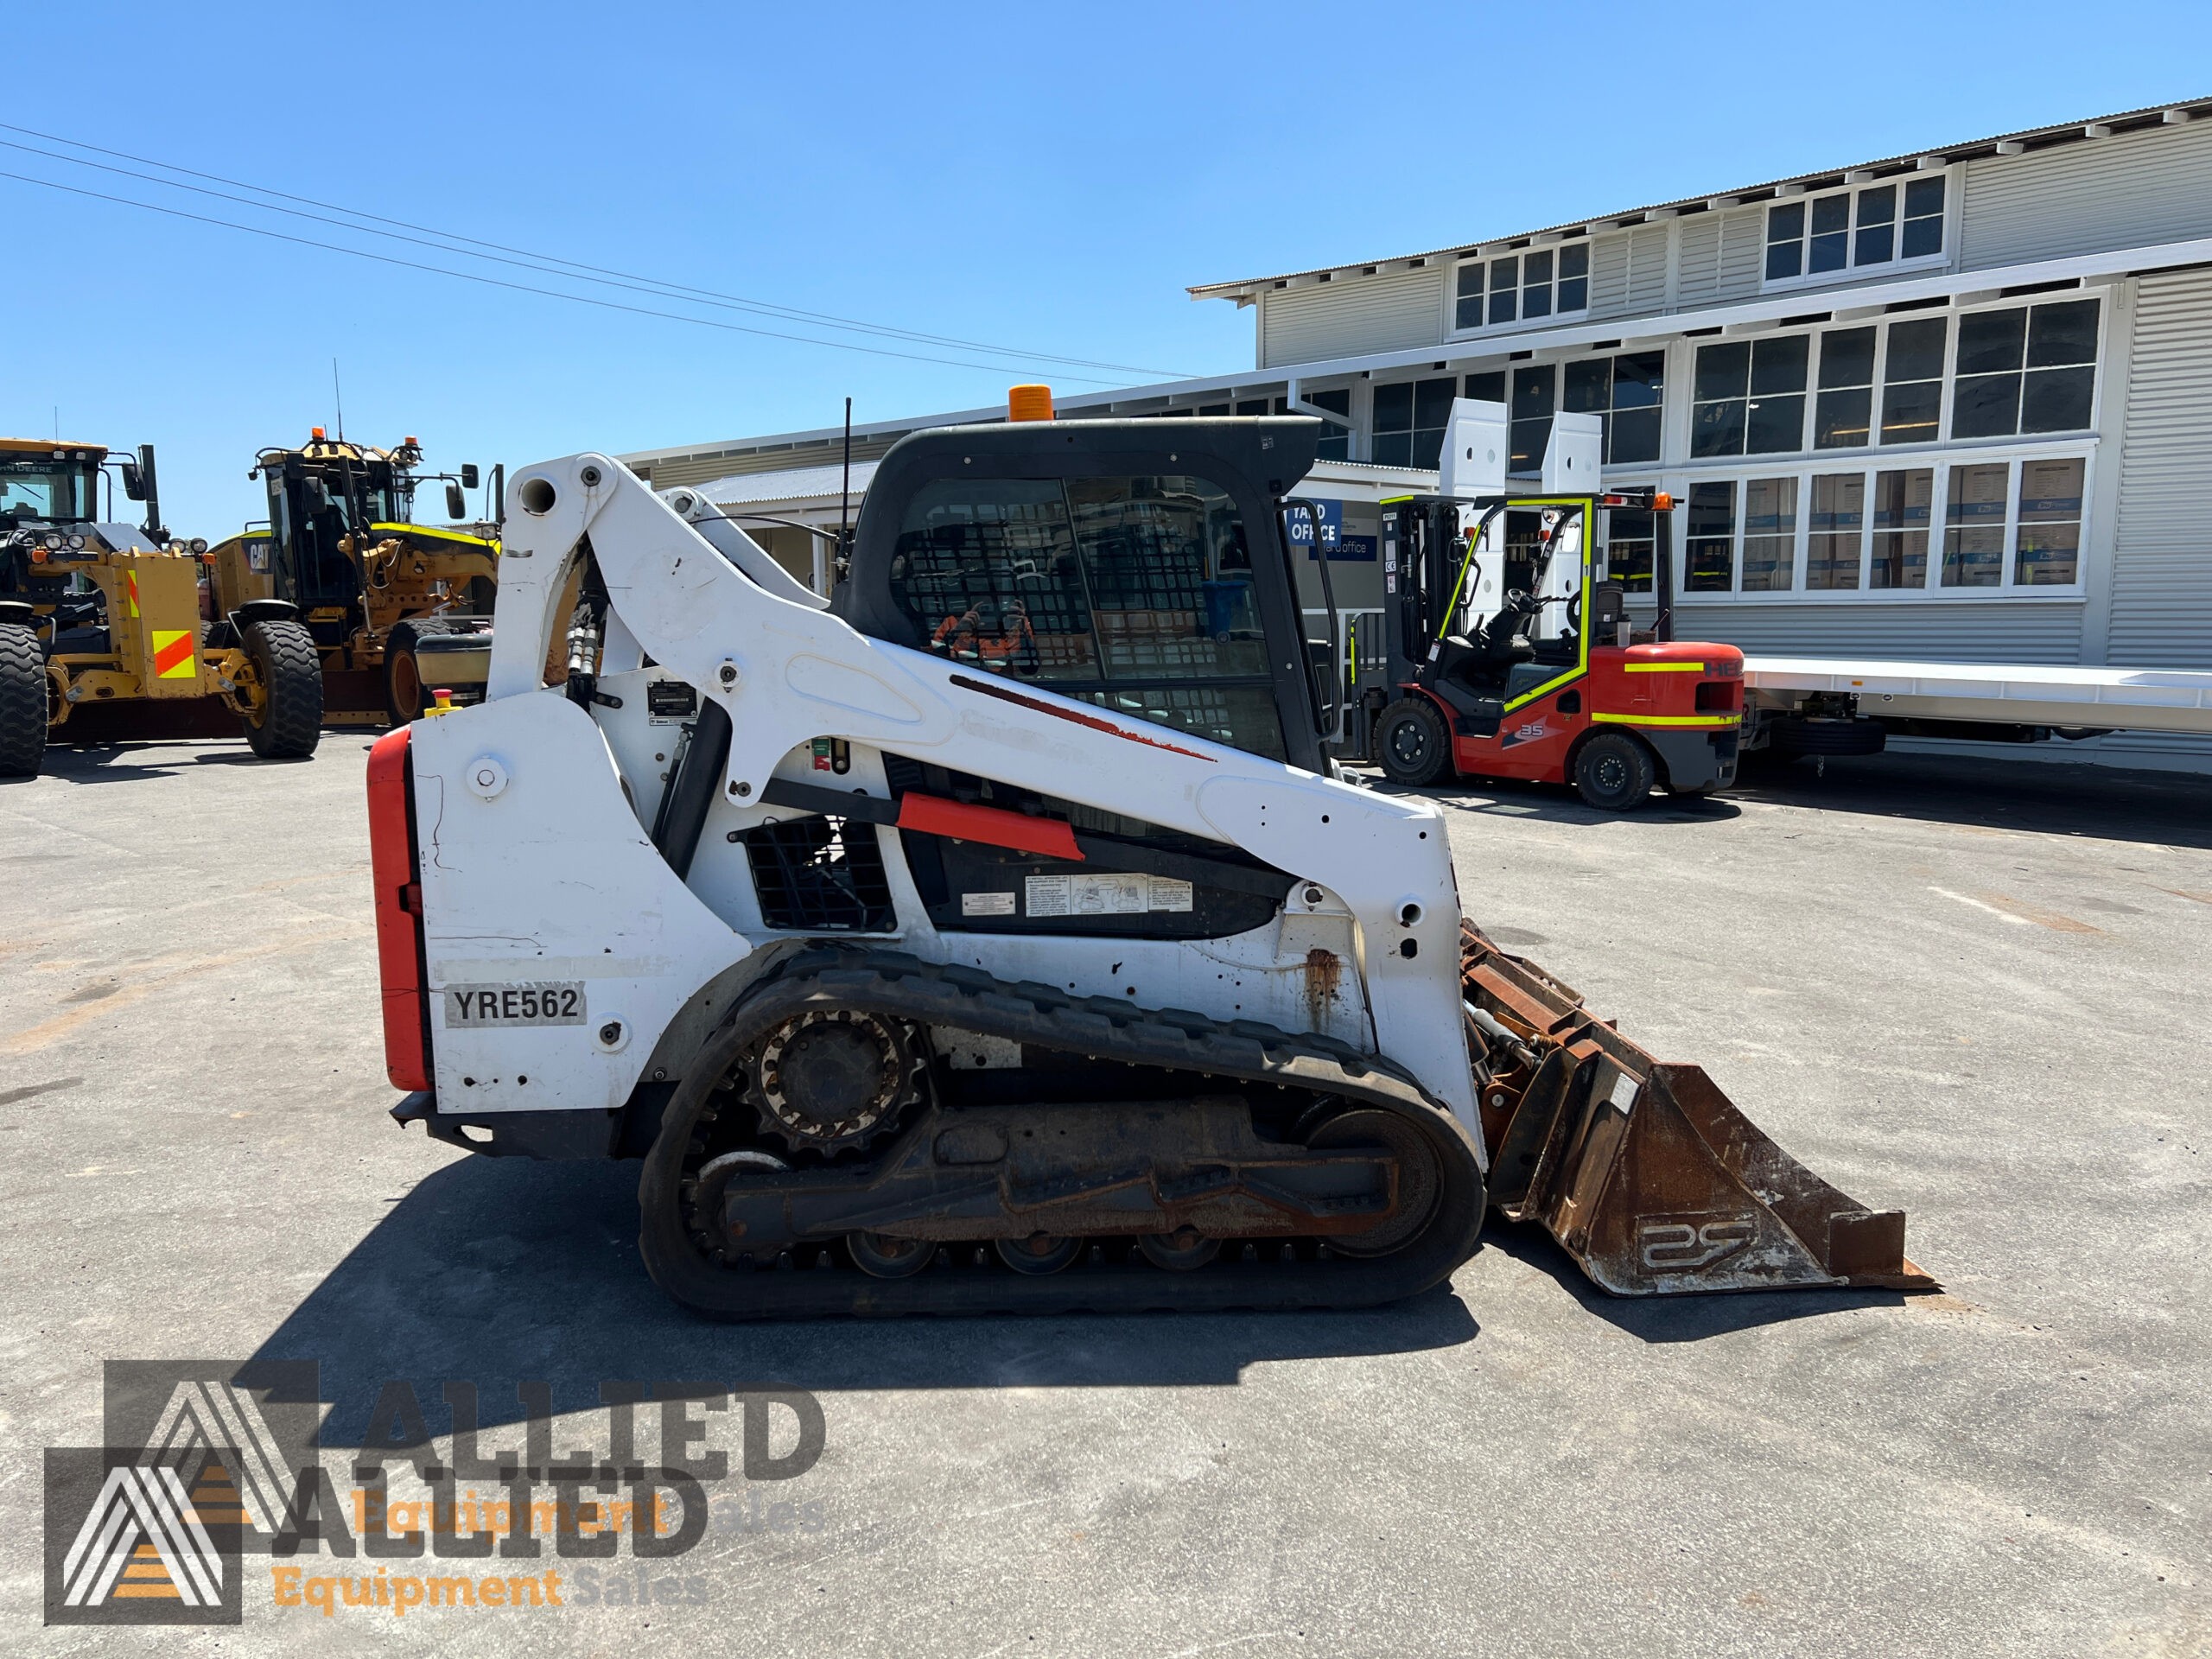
[1462,925,1935,1297]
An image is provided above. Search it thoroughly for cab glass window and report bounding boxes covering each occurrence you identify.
[888,474,1283,758]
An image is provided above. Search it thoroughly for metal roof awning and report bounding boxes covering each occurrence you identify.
[686,459,880,510]
[1190,95,2212,300]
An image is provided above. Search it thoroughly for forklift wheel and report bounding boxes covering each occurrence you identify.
[1376,698,1452,787]
[240,619,324,760]
[0,622,45,779]
[1573,731,1656,812]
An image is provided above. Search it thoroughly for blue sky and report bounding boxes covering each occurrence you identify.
[4,2,2207,536]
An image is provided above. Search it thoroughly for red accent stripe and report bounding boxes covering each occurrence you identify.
[948,674,1217,762]
[896,792,1083,861]
[153,633,196,677]
[365,726,432,1090]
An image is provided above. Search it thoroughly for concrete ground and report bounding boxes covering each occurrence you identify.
[3,735,2206,1657]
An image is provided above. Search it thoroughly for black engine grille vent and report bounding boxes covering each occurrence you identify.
[744,816,895,932]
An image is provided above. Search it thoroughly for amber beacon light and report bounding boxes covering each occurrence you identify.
[1007,385,1055,422]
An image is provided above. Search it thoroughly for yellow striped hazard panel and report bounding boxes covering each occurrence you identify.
[152,629,198,680]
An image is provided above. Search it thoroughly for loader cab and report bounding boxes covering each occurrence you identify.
[841,416,1333,775]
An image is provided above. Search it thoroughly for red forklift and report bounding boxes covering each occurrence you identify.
[1339,408,1744,810]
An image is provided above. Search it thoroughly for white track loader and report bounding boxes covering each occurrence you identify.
[365,401,1930,1316]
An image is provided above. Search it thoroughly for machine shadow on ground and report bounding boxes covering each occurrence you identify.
[248,1147,1890,1446]
[1729,750,2212,850]
[1370,776,1745,829]
[21,740,315,785]
[249,1152,1484,1446]
[1478,1225,1909,1343]
[1370,749,2212,850]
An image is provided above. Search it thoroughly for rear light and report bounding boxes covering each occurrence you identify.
[366,725,432,1090]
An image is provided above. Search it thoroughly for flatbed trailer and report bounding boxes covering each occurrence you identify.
[1739,656,2212,754]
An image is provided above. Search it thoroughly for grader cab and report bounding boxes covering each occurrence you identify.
[207,431,505,725]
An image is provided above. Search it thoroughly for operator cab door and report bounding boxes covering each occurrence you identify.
[847,418,1329,776]
[270,465,365,626]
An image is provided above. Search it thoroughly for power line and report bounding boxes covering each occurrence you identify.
[0,121,1191,380]
[0,167,1129,385]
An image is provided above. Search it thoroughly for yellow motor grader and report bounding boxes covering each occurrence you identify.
[0,437,321,779]
[205,431,506,725]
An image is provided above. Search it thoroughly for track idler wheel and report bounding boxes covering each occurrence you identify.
[995,1234,1081,1274]
[847,1231,932,1279]
[1138,1229,1221,1271]
[1304,1108,1442,1258]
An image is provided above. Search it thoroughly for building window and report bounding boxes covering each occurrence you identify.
[1247,391,1351,459]
[1765,175,1944,283]
[1941,461,2011,588]
[1870,468,1933,588]
[1881,317,1947,444]
[1303,388,1352,461]
[1510,365,1555,473]
[1692,336,1808,458]
[2014,457,2085,586]
[1674,456,2077,599]
[1562,350,1666,465]
[1684,480,1736,591]
[1557,243,1591,312]
[1371,378,1452,468]
[1807,472,1866,589]
[1452,242,1589,332]
[1814,327,1876,448]
[1465,371,1505,404]
[1601,507,1656,593]
[1740,477,1798,591]
[1952,298,2101,440]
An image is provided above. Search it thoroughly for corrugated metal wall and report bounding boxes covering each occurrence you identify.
[1589,226,1666,320]
[1716,210,1761,299]
[2107,267,2212,668]
[1675,207,1763,307]
[641,435,904,492]
[1961,122,2212,269]
[1588,232,1629,315]
[1675,213,1721,306]
[1259,267,1445,367]
[1627,224,1669,314]
[1673,601,2085,662]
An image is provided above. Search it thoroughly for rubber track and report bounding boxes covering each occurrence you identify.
[0,624,44,777]
[242,619,323,758]
[638,950,1488,1319]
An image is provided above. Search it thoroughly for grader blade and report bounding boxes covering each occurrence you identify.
[1462,926,1935,1297]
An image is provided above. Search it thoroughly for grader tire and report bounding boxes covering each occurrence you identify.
[384,620,432,726]
[240,619,323,759]
[0,623,45,778]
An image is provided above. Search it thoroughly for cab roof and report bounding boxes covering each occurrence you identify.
[0,437,106,461]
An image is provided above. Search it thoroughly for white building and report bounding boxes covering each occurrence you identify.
[624,98,2212,767]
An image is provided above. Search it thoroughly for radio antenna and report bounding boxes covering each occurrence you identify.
[837,395,853,594]
[332,359,346,441]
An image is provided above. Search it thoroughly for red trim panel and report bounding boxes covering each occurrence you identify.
[948,673,1217,762]
[896,792,1084,861]
[365,726,432,1090]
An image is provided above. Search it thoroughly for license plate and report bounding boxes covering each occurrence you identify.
[443,982,587,1027]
